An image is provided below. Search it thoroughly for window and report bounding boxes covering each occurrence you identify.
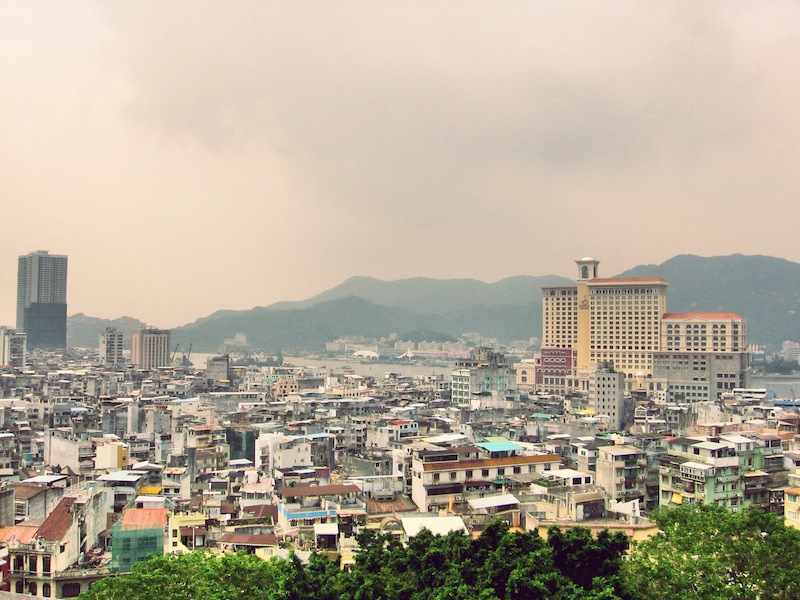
[43,555,51,574]
[481,469,489,477]
[29,555,37,573]
[43,583,52,598]
[62,582,82,597]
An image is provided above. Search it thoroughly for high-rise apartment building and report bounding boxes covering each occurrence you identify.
[653,313,750,402]
[588,366,626,431]
[0,326,27,367]
[131,328,171,369]
[16,250,68,349]
[99,327,124,366]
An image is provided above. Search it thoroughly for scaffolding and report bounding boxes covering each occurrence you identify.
[110,508,168,573]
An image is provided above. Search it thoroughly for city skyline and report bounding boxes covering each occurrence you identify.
[2,2,800,328]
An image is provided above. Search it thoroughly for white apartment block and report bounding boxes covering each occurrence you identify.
[99,327,124,366]
[594,444,647,505]
[588,368,625,431]
[780,341,800,364]
[451,347,515,408]
[410,446,560,513]
[542,258,667,384]
[0,326,26,367]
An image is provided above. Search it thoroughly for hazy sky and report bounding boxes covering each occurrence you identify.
[2,2,799,328]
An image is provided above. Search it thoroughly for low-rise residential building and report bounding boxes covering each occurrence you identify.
[410,445,561,513]
[595,445,647,506]
[274,483,366,538]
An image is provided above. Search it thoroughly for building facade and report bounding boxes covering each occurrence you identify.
[130,328,171,369]
[16,250,68,349]
[410,444,561,513]
[451,347,515,408]
[542,258,667,385]
[595,444,647,505]
[588,367,626,431]
[99,327,124,366]
[0,327,26,367]
[542,258,746,399]
[653,313,751,402]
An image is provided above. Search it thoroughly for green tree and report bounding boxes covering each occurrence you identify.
[548,526,628,591]
[81,551,281,600]
[623,504,800,600]
[81,521,631,600]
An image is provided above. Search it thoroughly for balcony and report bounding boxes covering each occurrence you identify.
[710,456,739,468]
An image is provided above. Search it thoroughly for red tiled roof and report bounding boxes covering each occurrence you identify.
[120,508,169,529]
[588,277,668,285]
[278,484,361,498]
[11,483,48,500]
[243,504,279,521]
[180,526,207,536]
[0,525,38,544]
[36,497,76,542]
[663,312,743,320]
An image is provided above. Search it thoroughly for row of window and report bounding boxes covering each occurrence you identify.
[13,554,51,574]
[426,463,547,482]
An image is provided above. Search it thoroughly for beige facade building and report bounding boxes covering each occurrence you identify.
[654,313,750,402]
[542,258,667,387]
[131,327,171,369]
[661,313,746,352]
[542,258,747,401]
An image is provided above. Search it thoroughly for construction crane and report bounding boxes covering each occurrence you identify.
[181,343,193,367]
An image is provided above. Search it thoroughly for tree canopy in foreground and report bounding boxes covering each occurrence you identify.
[80,507,800,600]
[623,504,800,600]
[80,520,628,600]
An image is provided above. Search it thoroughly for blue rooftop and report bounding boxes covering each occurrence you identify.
[478,441,522,452]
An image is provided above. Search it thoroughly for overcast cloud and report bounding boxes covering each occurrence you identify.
[1,1,799,327]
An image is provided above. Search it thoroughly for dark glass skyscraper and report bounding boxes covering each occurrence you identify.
[16,250,68,349]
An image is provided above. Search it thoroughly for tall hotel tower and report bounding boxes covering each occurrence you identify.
[541,257,748,400]
[542,257,668,385]
[16,250,68,349]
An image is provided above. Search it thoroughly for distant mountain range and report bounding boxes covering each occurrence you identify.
[67,254,800,352]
